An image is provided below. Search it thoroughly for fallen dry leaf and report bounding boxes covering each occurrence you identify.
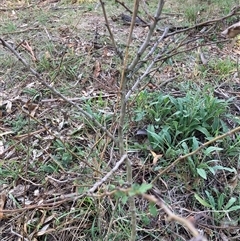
[93,60,101,78]
[150,150,163,165]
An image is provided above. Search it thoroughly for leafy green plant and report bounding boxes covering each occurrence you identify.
[196,146,236,180]
[208,58,236,76]
[194,189,240,223]
[9,115,28,134]
[135,91,230,152]
[52,139,73,168]
[81,100,113,129]
[0,166,20,181]
[134,90,240,182]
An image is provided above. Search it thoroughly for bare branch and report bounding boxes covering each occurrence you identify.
[221,21,240,38]
[127,0,165,72]
[88,154,128,193]
[142,194,207,241]
[115,0,149,26]
[125,27,169,100]
[165,5,240,38]
[99,0,123,59]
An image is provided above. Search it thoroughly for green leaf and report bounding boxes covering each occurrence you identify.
[213,166,236,173]
[207,166,216,175]
[115,190,126,198]
[147,124,155,133]
[217,193,225,209]
[148,130,161,143]
[181,141,189,153]
[197,168,207,179]
[194,193,212,208]
[108,184,115,190]
[149,203,158,217]
[192,137,199,151]
[121,195,128,205]
[162,128,172,144]
[62,152,72,163]
[195,126,211,137]
[228,205,240,212]
[205,191,216,208]
[204,146,223,156]
[138,183,152,194]
[135,111,145,121]
[141,215,150,225]
[224,197,236,210]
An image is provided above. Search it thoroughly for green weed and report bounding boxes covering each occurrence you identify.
[134,90,239,179]
[195,188,240,224]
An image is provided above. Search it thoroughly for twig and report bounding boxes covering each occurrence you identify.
[115,0,149,26]
[127,0,165,73]
[104,198,119,240]
[99,0,123,59]
[214,88,240,112]
[1,27,40,36]
[10,227,29,241]
[237,57,239,79]
[50,6,84,11]
[2,193,86,213]
[19,40,37,61]
[2,175,132,215]
[118,0,141,154]
[146,39,227,77]
[126,14,228,96]
[159,76,178,87]
[142,194,207,241]
[125,25,168,100]
[0,38,117,143]
[127,26,171,80]
[88,154,128,193]
[40,94,116,103]
[165,5,240,38]
[151,125,240,184]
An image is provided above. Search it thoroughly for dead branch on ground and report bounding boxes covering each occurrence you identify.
[142,194,207,241]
